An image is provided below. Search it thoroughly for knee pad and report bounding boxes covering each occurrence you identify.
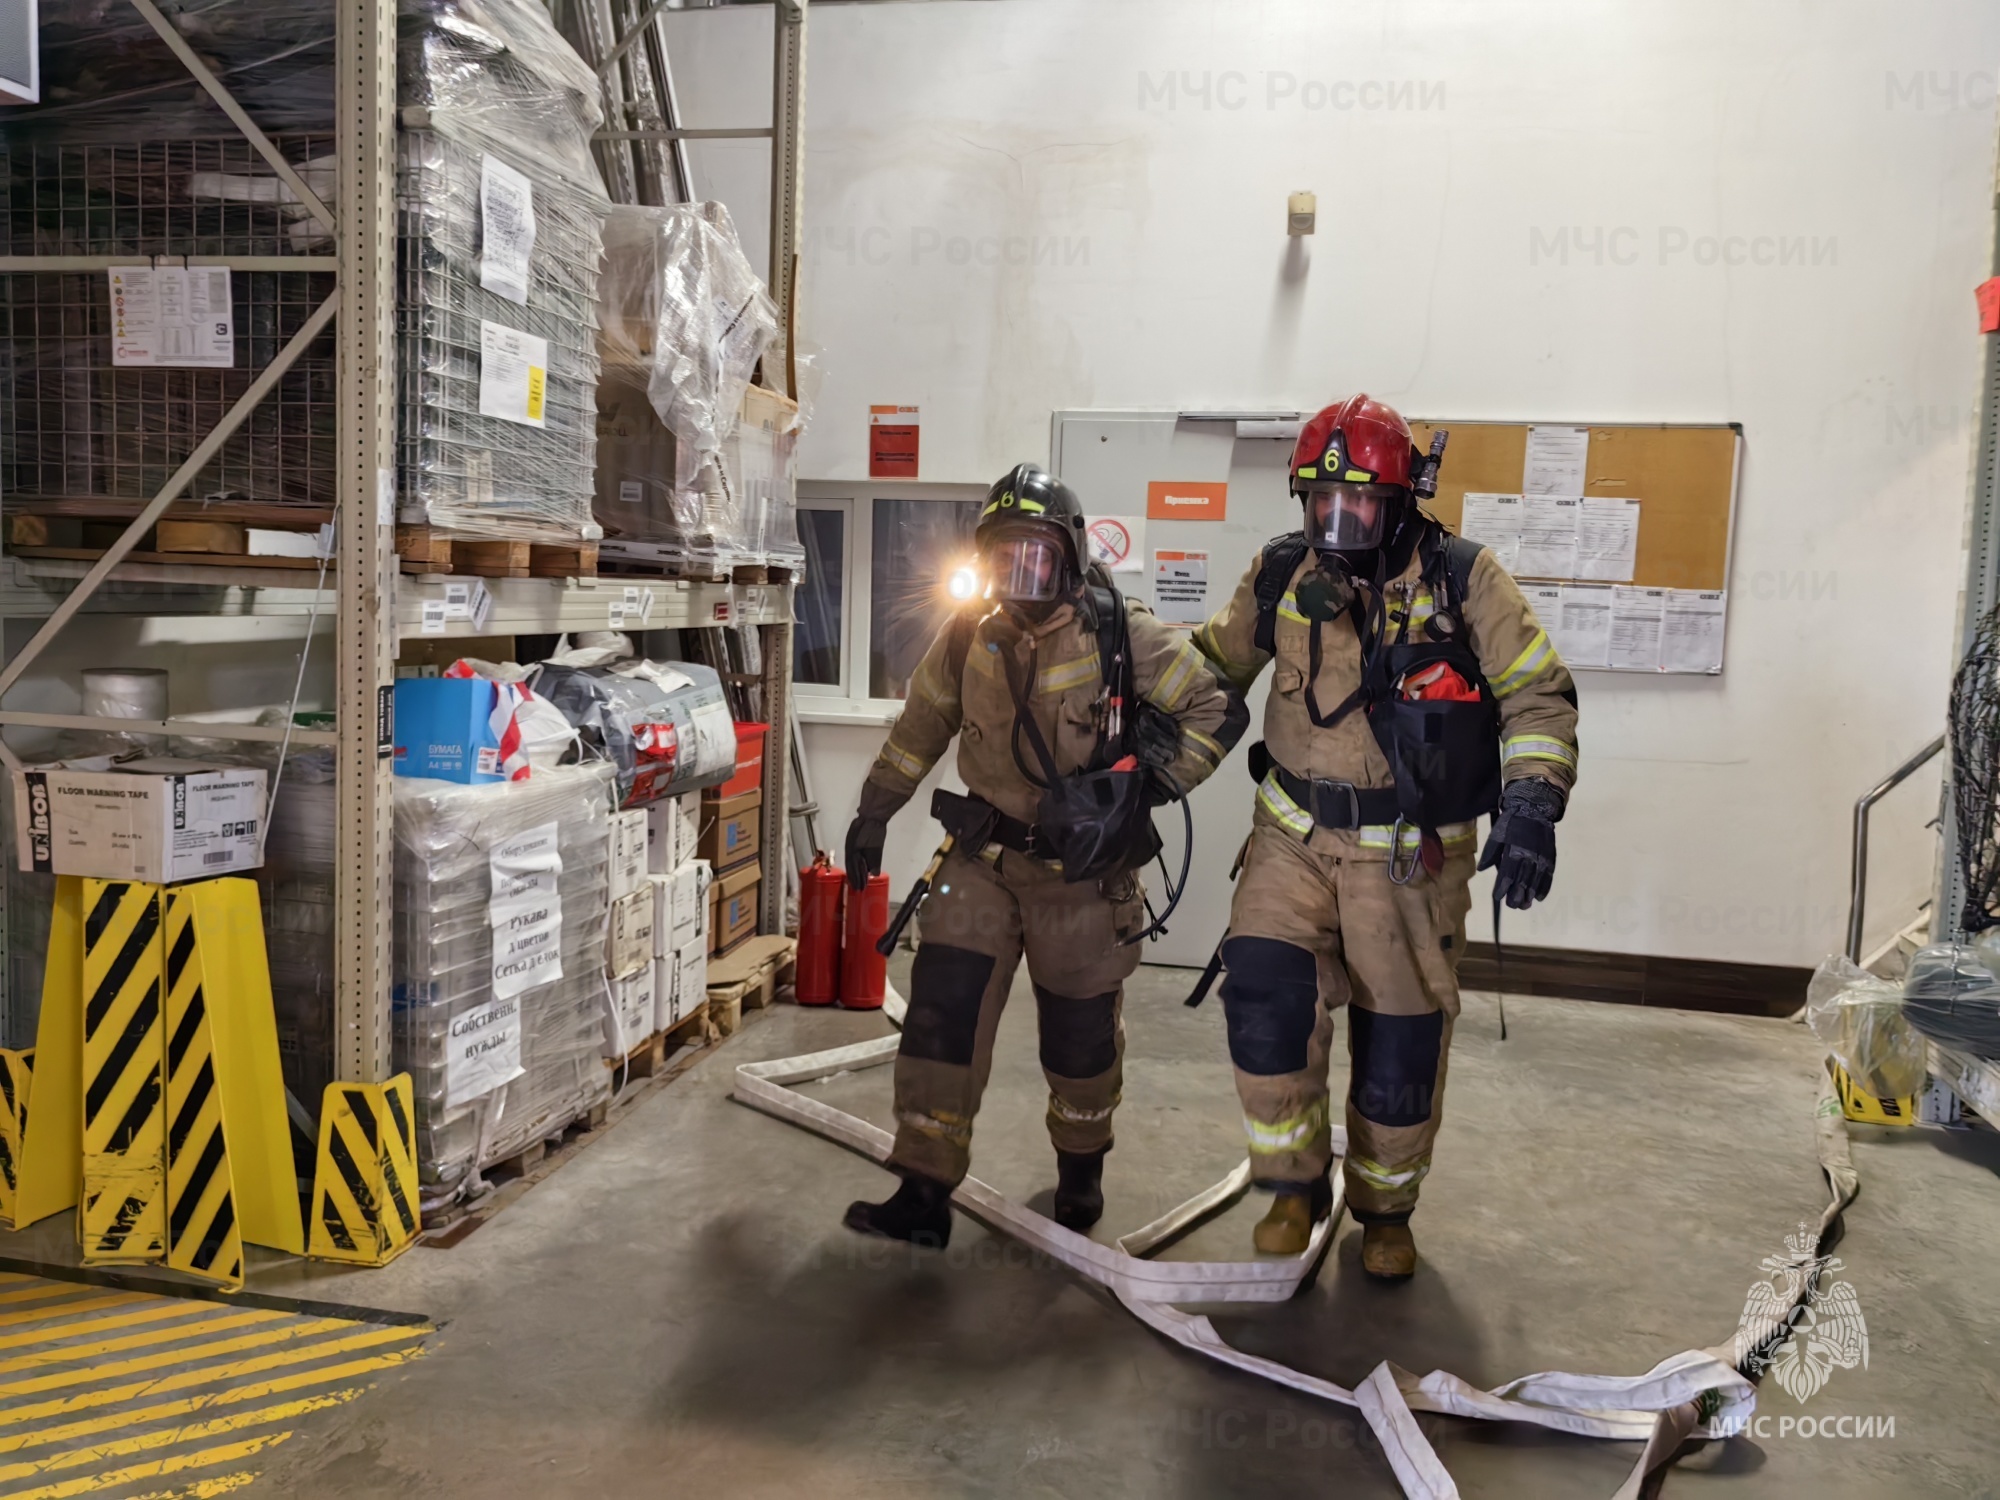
[1348,1007,1445,1127]
[900,944,996,1067]
[1032,984,1119,1079]
[1218,936,1318,1076]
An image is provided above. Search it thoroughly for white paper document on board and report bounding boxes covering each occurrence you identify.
[1608,586,1667,669]
[489,821,564,999]
[108,266,235,367]
[1576,496,1640,582]
[1458,493,1524,573]
[479,321,548,428]
[1552,584,1613,668]
[446,994,523,1107]
[1523,425,1589,495]
[1153,550,1209,625]
[1517,495,1581,578]
[1661,590,1727,673]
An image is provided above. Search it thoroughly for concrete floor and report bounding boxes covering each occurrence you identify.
[15,963,2000,1497]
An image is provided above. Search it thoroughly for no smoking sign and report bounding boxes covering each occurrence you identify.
[1085,515,1144,574]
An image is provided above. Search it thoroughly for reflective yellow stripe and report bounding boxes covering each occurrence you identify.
[1147,642,1203,710]
[1356,822,1477,851]
[1501,734,1577,770]
[1244,1099,1328,1154]
[1183,726,1224,765]
[1035,653,1101,696]
[1347,1152,1431,1191]
[1386,589,1436,632]
[1276,591,1308,625]
[1491,630,1555,699]
[1256,772,1314,835]
[879,741,928,781]
[1049,1095,1118,1124]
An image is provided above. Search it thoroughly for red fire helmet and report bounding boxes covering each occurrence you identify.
[1289,395,1416,495]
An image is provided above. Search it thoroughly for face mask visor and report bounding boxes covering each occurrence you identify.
[1302,482,1399,552]
[986,534,1066,603]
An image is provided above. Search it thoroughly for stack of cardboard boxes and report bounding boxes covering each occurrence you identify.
[698,724,766,959]
[649,793,711,1032]
[604,806,656,1058]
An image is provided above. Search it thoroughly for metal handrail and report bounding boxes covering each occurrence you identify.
[1846,735,1946,962]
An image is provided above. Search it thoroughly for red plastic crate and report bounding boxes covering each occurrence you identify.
[712,721,769,799]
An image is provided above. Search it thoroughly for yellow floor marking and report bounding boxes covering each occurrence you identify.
[0,1286,138,1313]
[0,1389,353,1482]
[117,1472,259,1500]
[4,1431,296,1500]
[0,1304,228,1364]
[0,1345,418,1461]
[0,1294,145,1329]
[0,1285,94,1307]
[0,1314,337,1397]
[0,1322,421,1431]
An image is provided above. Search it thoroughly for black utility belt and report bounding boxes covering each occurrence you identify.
[1271,766,1403,829]
[932,787,1050,858]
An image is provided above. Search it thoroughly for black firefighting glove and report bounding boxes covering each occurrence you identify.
[845,816,887,892]
[1478,778,1565,910]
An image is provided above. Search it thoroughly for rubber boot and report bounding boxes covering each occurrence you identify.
[843,1172,954,1248]
[1361,1222,1417,1280]
[1052,1147,1108,1231]
[1252,1177,1334,1255]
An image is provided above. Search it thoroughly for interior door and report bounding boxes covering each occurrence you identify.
[1052,413,1301,969]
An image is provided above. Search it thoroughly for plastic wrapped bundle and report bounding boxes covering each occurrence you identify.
[593,203,783,568]
[392,761,614,1210]
[533,658,735,806]
[1803,955,1928,1100]
[1900,943,2000,1061]
[397,0,608,544]
[259,749,340,1110]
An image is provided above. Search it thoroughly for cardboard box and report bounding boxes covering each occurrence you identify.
[655,939,708,1031]
[13,759,267,882]
[608,886,655,978]
[606,964,656,1057]
[698,787,762,872]
[649,872,674,960]
[392,677,508,783]
[707,860,760,956]
[609,809,648,900]
[646,792,700,875]
[674,859,711,947]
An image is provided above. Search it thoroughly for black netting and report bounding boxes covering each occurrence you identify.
[1949,602,2000,932]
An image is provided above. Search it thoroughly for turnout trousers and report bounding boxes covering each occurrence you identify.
[888,846,1146,1187]
[1218,817,1476,1224]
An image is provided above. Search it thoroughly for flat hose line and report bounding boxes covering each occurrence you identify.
[731,985,1860,1500]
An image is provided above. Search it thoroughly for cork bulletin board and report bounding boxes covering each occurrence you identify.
[1407,420,1743,674]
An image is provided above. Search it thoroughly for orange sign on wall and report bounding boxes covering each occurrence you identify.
[1146,480,1228,521]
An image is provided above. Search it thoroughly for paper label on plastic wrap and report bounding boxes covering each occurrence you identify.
[108,266,234,367]
[478,322,548,428]
[445,994,523,1107]
[690,700,737,777]
[478,155,536,305]
[489,821,564,998]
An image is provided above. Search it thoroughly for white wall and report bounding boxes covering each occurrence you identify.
[670,0,2000,968]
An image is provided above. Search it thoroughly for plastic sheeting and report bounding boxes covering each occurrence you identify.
[1803,954,1929,1099]
[533,657,735,807]
[1901,942,2000,1061]
[393,762,614,1210]
[397,0,608,543]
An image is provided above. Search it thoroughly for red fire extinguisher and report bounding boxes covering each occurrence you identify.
[797,852,845,1006]
[840,872,891,1010]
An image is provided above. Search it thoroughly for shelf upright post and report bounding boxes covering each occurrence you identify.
[334,0,401,1082]
[768,0,806,396]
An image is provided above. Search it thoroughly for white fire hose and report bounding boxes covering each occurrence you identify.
[732,985,1857,1499]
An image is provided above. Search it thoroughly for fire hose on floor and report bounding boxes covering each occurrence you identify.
[731,986,1860,1500]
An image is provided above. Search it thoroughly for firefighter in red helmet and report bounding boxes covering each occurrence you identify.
[1192,395,1579,1278]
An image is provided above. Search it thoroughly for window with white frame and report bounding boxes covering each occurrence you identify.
[793,484,985,716]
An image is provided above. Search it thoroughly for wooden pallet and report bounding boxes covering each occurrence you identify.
[709,935,795,1013]
[396,524,599,579]
[487,1098,613,1182]
[6,508,330,568]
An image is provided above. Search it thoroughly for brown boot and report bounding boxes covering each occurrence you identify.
[1252,1179,1332,1255]
[1360,1222,1417,1280]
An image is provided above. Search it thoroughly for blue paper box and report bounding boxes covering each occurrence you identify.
[393,678,506,783]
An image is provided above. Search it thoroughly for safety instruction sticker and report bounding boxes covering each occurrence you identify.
[479,155,536,305]
[1085,515,1145,574]
[446,994,524,1107]
[869,405,919,478]
[1153,549,1209,626]
[108,266,234,367]
[489,821,564,998]
[479,321,548,428]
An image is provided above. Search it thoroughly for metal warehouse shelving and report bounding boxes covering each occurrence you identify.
[0,0,809,1085]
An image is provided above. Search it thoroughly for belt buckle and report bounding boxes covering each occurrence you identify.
[1310,779,1360,829]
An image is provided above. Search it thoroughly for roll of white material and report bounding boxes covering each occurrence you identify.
[81,667,168,723]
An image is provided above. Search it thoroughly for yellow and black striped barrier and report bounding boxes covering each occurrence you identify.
[308,1077,421,1269]
[79,880,168,1268]
[0,1051,29,1228]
